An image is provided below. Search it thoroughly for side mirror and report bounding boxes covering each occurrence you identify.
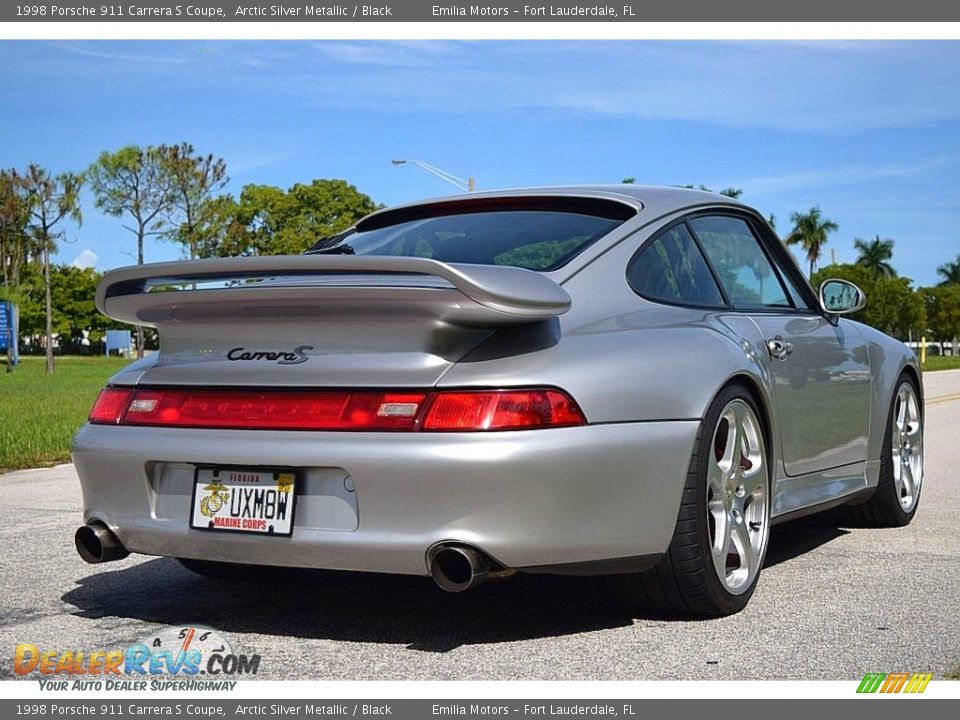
[818,279,866,315]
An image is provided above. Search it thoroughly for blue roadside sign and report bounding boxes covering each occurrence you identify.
[0,301,19,364]
[105,329,131,356]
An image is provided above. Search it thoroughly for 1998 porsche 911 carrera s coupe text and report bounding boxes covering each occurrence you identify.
[72,185,923,616]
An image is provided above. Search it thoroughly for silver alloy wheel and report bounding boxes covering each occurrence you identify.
[892,381,923,512]
[706,399,769,595]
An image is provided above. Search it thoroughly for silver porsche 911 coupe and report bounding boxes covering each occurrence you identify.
[72,185,923,616]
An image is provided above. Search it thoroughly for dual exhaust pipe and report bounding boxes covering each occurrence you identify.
[73,524,510,592]
[75,521,129,564]
[429,544,515,593]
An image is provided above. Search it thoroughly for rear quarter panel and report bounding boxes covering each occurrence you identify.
[848,319,922,486]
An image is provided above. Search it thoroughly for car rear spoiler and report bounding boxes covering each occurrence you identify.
[96,255,572,327]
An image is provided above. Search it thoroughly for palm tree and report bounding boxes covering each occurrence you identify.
[937,254,960,285]
[854,235,896,278]
[785,206,839,279]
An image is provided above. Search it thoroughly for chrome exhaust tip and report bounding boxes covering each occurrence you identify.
[75,522,129,564]
[429,544,514,593]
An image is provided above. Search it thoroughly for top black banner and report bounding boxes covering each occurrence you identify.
[3,0,957,22]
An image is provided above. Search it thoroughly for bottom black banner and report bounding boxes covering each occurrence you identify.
[2,699,956,720]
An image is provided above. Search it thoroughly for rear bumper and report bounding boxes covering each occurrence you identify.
[71,420,699,576]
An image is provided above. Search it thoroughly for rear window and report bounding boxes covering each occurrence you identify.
[306,199,633,271]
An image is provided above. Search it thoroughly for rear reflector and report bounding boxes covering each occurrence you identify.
[89,387,585,432]
[88,387,134,424]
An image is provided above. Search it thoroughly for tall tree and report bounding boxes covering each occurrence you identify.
[854,235,896,278]
[204,179,380,257]
[716,187,743,199]
[187,194,242,259]
[160,143,228,259]
[0,169,31,372]
[16,263,106,354]
[88,146,175,358]
[785,206,838,279]
[937,254,960,285]
[921,285,960,355]
[21,164,83,375]
[869,275,925,340]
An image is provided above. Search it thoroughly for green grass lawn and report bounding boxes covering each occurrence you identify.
[920,355,960,372]
[0,356,129,472]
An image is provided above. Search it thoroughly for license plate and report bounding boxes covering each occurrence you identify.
[190,467,297,536]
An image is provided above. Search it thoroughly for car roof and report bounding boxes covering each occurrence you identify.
[362,184,747,223]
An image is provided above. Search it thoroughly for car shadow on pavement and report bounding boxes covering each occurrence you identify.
[61,515,852,650]
[765,513,851,569]
[62,559,632,652]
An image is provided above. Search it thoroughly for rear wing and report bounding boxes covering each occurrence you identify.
[96,255,572,327]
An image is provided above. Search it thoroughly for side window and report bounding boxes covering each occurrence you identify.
[689,216,792,309]
[777,268,813,310]
[628,223,725,307]
[755,222,814,310]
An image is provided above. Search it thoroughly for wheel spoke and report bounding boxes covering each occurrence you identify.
[901,460,914,500]
[732,519,756,577]
[712,506,728,553]
[896,391,908,432]
[741,469,765,498]
[731,405,746,471]
[712,512,733,580]
[716,410,739,475]
[905,393,921,441]
[708,457,725,494]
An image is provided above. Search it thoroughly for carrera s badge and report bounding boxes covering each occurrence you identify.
[226,345,313,365]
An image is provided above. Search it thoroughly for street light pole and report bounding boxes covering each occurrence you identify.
[391,159,475,192]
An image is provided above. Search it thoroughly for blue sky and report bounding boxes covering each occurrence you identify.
[1,40,958,286]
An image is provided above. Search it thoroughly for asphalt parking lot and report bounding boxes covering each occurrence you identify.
[2,371,959,681]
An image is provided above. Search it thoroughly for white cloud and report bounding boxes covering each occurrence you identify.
[57,42,189,65]
[726,156,952,196]
[312,41,463,67]
[296,41,960,135]
[72,249,98,270]
[229,150,296,175]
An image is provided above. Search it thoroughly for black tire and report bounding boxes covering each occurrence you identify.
[177,557,305,581]
[846,372,922,528]
[608,383,770,617]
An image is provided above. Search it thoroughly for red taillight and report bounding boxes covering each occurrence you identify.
[121,390,429,431]
[88,387,585,432]
[421,390,585,431]
[88,387,134,424]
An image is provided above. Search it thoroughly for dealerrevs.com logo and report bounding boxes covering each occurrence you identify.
[14,625,260,691]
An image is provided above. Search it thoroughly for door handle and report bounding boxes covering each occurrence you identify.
[767,336,794,360]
